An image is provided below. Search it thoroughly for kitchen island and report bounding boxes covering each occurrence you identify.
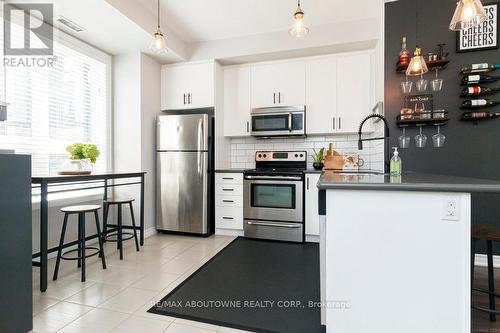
[317,171,500,333]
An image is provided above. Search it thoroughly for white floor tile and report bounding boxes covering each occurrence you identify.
[98,287,158,313]
[33,294,59,315]
[164,323,217,333]
[59,308,129,332]
[109,315,171,333]
[32,302,92,333]
[131,272,181,291]
[161,257,199,275]
[64,282,125,306]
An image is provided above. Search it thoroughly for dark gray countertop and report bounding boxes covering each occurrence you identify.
[317,171,500,193]
[304,169,323,174]
[215,169,246,173]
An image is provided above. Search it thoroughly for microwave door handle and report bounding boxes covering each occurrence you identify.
[288,112,292,132]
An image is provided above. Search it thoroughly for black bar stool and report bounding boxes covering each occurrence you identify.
[472,224,500,321]
[53,205,106,282]
[102,198,140,260]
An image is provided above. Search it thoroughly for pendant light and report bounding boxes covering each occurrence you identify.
[449,0,488,31]
[150,0,167,54]
[289,0,309,38]
[406,0,428,76]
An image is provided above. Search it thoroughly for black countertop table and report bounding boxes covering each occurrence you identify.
[32,171,146,292]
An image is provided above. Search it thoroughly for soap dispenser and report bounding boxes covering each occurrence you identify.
[390,147,402,177]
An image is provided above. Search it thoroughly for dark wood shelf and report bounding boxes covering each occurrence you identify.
[397,111,450,128]
[396,59,450,73]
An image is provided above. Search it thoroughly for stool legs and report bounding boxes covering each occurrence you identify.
[94,211,107,270]
[487,240,496,321]
[129,202,140,252]
[103,202,109,242]
[77,216,82,268]
[79,213,86,282]
[118,204,123,260]
[53,213,69,281]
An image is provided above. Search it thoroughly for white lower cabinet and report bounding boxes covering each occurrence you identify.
[305,173,321,236]
[215,172,243,231]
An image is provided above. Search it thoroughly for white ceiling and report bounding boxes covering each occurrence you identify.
[144,0,382,44]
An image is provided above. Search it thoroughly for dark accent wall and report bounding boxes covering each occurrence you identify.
[0,155,33,333]
[385,0,500,253]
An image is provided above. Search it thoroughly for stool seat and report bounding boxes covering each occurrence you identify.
[61,205,101,213]
[472,224,500,242]
[104,198,135,204]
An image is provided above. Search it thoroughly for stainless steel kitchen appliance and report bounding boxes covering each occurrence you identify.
[243,151,307,242]
[156,109,214,236]
[250,105,306,137]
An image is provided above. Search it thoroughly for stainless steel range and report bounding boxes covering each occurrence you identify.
[243,151,307,243]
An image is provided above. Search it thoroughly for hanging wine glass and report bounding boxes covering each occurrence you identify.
[432,126,446,148]
[416,73,428,92]
[431,68,443,92]
[398,127,410,149]
[414,126,427,148]
[401,74,413,94]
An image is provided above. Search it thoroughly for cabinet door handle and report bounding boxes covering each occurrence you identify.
[307,177,310,190]
[332,117,336,130]
[278,92,281,104]
[246,121,249,133]
[222,200,234,203]
[339,117,342,129]
[188,93,192,104]
[222,217,234,220]
[222,188,234,192]
[222,177,234,180]
[183,94,186,105]
[273,93,276,104]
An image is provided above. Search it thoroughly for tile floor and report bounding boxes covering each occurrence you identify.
[31,233,252,333]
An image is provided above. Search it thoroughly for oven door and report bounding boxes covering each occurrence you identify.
[243,175,303,223]
[250,112,305,137]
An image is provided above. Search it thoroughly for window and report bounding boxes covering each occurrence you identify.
[0,15,110,177]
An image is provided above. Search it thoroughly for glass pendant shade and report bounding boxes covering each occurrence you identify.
[150,30,167,54]
[449,0,488,31]
[406,48,429,76]
[289,2,309,37]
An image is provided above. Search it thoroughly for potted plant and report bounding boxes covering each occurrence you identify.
[59,143,101,175]
[312,148,325,170]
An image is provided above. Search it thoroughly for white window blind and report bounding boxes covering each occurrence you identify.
[0,16,108,177]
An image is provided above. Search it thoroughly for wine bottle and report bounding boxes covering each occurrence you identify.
[399,37,410,66]
[460,63,500,75]
[461,111,500,121]
[461,99,500,109]
[461,86,500,97]
[462,74,500,85]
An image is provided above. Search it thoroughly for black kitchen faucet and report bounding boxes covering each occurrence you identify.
[357,114,391,174]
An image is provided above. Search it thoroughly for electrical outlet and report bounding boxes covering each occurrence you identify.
[442,197,460,221]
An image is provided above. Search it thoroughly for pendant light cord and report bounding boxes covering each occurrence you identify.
[415,0,419,48]
[157,0,160,29]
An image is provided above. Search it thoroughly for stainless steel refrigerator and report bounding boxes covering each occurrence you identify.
[156,110,214,235]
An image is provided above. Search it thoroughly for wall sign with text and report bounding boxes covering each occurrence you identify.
[457,2,498,52]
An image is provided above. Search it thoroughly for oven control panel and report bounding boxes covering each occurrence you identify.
[255,151,307,162]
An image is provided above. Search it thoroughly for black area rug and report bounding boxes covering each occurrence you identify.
[148,237,325,333]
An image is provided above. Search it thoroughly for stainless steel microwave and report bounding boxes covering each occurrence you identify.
[250,105,306,137]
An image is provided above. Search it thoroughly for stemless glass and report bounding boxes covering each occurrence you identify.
[431,69,443,92]
[398,127,410,149]
[432,126,446,148]
[401,76,413,94]
[416,74,428,92]
[414,126,427,148]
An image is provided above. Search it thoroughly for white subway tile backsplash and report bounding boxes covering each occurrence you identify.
[229,134,384,169]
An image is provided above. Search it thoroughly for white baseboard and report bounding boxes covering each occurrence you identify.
[215,228,244,237]
[475,254,500,268]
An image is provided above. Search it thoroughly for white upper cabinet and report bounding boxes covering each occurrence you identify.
[224,66,251,137]
[306,58,337,135]
[251,61,305,108]
[336,53,373,133]
[161,61,214,110]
